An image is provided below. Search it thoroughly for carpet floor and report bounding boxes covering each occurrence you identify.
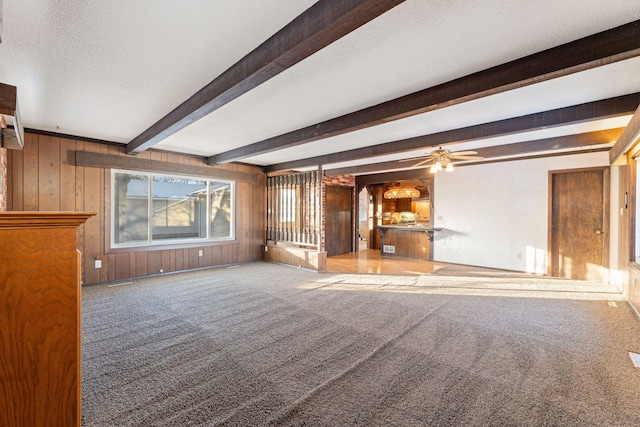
[81,262,640,426]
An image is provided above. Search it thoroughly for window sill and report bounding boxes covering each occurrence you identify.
[106,239,239,254]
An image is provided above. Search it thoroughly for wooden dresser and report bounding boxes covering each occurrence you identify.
[0,212,95,427]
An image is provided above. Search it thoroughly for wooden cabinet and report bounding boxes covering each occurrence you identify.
[0,212,94,427]
[377,225,433,261]
[382,197,411,214]
[396,198,412,212]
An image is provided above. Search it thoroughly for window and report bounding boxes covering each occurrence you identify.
[112,170,234,247]
[279,188,296,223]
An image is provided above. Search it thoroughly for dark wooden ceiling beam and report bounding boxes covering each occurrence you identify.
[328,128,624,176]
[355,146,611,186]
[0,82,24,150]
[265,93,640,172]
[126,0,405,155]
[355,169,432,186]
[609,103,640,164]
[453,146,611,168]
[76,151,257,183]
[0,83,17,115]
[208,19,640,165]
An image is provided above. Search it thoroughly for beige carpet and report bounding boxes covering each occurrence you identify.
[81,262,640,426]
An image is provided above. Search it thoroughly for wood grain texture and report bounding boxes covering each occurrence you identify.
[0,212,92,427]
[609,102,640,164]
[550,169,609,281]
[326,248,444,274]
[377,227,431,261]
[83,143,102,285]
[261,244,327,271]
[0,82,17,115]
[10,148,23,210]
[328,128,623,176]
[325,185,353,256]
[235,22,640,166]
[128,0,405,154]
[115,252,130,280]
[268,93,640,172]
[136,252,148,278]
[147,251,162,275]
[60,138,77,211]
[76,151,257,183]
[7,131,266,285]
[22,133,39,210]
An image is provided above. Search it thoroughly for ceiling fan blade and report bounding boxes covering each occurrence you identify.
[450,150,478,156]
[451,155,484,161]
[398,156,431,163]
[412,158,434,167]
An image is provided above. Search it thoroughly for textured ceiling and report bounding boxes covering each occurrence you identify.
[1,0,640,175]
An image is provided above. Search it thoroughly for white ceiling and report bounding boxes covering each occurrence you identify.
[1,0,640,175]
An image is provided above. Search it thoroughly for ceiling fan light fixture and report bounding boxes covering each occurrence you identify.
[405,147,482,173]
[430,161,443,174]
[383,185,420,199]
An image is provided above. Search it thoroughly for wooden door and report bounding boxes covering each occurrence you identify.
[326,185,353,256]
[550,168,609,281]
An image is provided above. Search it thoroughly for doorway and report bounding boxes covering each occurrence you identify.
[549,168,609,282]
[358,187,372,250]
[325,185,353,256]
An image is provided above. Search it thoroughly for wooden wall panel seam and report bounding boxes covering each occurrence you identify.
[7,132,266,285]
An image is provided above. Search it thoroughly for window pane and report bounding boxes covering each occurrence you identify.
[152,176,207,241]
[279,188,296,222]
[210,181,232,238]
[114,173,149,244]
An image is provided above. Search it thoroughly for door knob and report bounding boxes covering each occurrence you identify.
[595,229,604,235]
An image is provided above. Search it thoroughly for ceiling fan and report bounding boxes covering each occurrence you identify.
[400,147,483,173]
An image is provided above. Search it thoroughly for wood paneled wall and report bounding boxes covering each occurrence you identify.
[261,244,326,271]
[0,148,7,211]
[6,132,266,285]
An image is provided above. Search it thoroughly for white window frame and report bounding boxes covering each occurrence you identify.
[111,169,235,249]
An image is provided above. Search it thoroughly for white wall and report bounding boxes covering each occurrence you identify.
[432,151,609,273]
[609,165,623,288]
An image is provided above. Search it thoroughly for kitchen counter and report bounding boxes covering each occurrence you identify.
[378,224,440,231]
[376,225,442,260]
